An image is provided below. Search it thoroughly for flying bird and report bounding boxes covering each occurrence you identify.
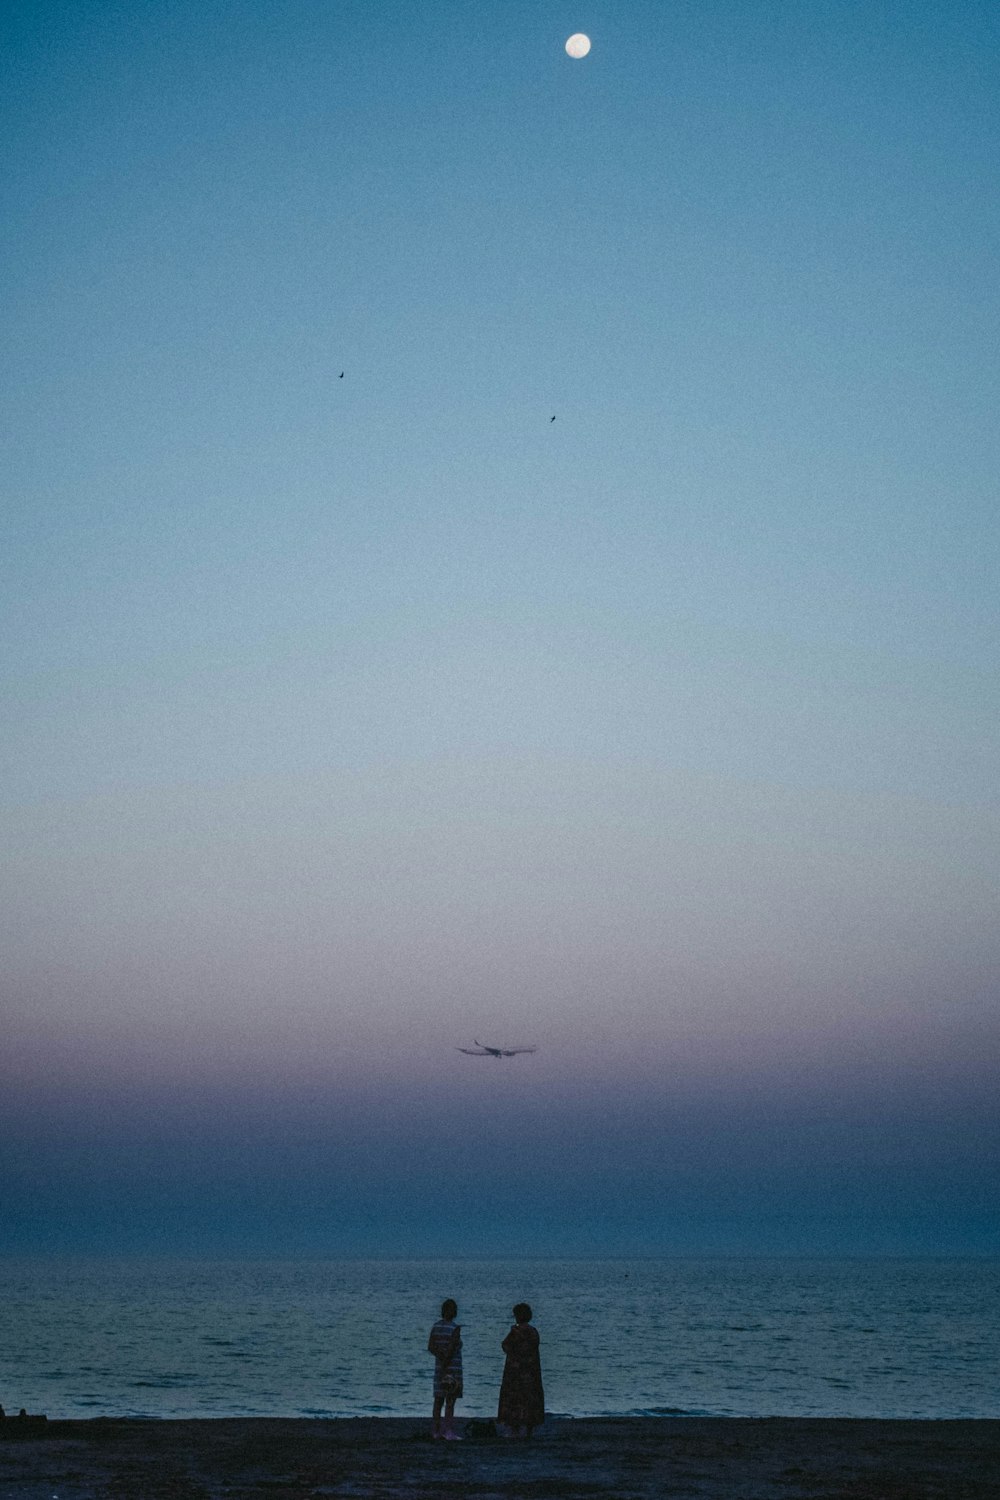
[550,415,556,422]
[457,1041,538,1058]
[339,371,344,378]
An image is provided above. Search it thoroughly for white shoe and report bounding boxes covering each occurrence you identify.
[443,1430,464,1440]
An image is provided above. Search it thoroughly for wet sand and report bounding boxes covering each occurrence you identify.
[2,1415,999,1499]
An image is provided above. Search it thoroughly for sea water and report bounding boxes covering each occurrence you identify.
[2,1258,996,1420]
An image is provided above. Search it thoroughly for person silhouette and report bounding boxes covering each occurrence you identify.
[497,1302,544,1438]
[427,1298,463,1439]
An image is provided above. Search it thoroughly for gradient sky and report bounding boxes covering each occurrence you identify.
[2,0,998,1256]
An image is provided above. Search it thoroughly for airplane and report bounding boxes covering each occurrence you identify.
[457,1040,537,1058]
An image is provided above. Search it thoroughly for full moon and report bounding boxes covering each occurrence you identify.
[565,33,591,59]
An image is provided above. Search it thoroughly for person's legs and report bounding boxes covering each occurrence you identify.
[443,1396,462,1438]
[432,1394,444,1436]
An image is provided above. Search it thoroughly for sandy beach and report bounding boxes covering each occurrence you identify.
[2,1415,999,1499]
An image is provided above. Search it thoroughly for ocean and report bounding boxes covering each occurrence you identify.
[3,1258,996,1421]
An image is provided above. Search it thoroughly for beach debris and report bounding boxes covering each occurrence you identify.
[0,1408,49,1440]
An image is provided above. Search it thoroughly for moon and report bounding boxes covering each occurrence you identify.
[565,33,591,59]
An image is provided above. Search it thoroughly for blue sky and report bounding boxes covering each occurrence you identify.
[2,0,998,1255]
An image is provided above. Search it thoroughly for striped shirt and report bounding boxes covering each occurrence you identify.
[429,1318,463,1395]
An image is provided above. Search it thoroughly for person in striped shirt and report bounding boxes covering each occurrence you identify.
[427,1298,463,1439]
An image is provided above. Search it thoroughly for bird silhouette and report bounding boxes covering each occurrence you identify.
[550,415,556,422]
[339,371,344,378]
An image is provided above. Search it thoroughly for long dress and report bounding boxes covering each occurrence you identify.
[497,1323,544,1430]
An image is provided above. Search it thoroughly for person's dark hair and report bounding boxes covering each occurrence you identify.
[441,1298,458,1319]
[512,1302,532,1324]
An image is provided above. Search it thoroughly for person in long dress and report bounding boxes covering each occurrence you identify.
[497,1302,544,1438]
[427,1298,463,1439]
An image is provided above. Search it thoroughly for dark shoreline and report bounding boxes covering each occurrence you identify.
[3,1415,1000,1498]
